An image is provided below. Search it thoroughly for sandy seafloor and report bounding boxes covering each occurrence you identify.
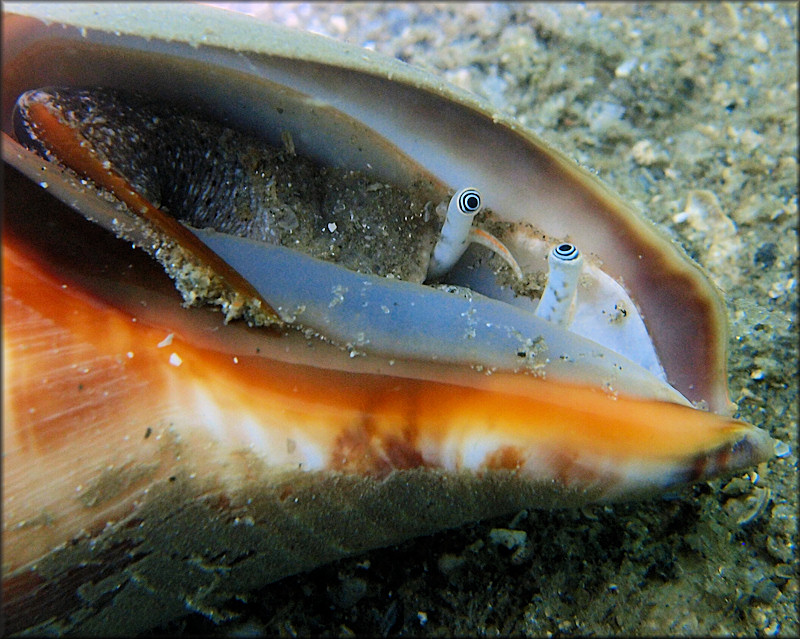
[151,3,798,636]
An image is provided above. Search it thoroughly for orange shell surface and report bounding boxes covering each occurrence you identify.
[2,160,773,634]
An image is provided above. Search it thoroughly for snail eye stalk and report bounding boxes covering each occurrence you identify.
[534,242,584,327]
[426,187,482,280]
[426,187,523,281]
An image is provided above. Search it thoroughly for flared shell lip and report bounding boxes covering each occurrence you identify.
[1,2,734,414]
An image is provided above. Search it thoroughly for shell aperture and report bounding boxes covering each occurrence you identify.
[14,85,690,405]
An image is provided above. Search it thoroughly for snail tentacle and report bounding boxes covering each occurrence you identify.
[534,242,584,327]
[426,187,482,280]
[426,187,523,282]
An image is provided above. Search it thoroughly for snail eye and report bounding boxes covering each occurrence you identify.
[458,188,481,214]
[553,243,580,261]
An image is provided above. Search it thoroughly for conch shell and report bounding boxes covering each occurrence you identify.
[1,3,776,634]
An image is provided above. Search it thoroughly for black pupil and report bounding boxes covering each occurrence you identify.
[464,194,479,210]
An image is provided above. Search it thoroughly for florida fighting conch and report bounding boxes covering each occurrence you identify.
[1,3,781,635]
